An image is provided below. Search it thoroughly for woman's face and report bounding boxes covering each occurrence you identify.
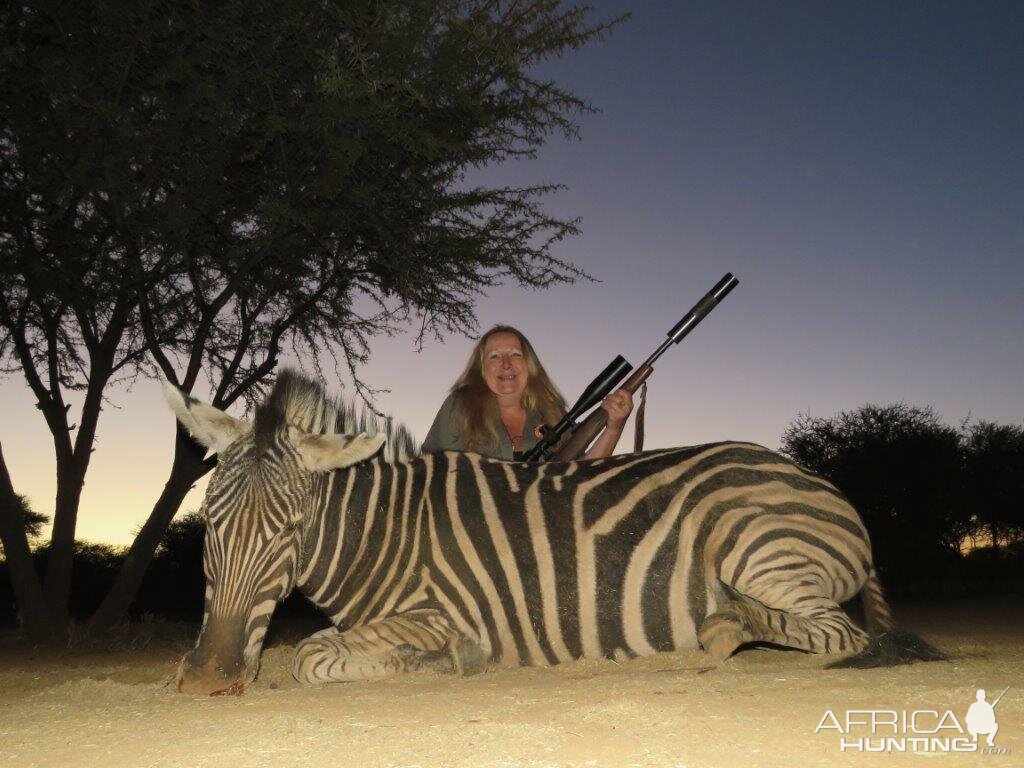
[481,332,528,400]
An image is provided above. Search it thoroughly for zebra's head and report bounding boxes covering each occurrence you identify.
[164,371,393,695]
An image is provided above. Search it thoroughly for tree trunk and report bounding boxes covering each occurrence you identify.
[0,444,58,643]
[41,461,87,632]
[87,424,212,634]
[42,366,115,631]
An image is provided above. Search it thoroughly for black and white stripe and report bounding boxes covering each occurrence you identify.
[291,440,880,680]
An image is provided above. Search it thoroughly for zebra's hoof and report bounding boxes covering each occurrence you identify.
[450,637,489,676]
[698,613,746,664]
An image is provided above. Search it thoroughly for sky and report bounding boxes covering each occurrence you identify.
[2,0,1022,545]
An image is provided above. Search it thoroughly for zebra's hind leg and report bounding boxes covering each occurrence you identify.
[698,581,869,664]
[697,589,764,664]
[291,608,488,685]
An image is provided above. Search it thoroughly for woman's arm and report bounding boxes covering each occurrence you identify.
[582,389,634,459]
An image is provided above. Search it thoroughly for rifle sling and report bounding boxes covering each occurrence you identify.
[633,381,647,453]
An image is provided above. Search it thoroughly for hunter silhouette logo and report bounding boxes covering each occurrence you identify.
[815,685,1011,755]
[966,687,1007,747]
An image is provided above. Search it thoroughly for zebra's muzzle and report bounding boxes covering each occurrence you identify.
[176,619,252,695]
[176,653,249,696]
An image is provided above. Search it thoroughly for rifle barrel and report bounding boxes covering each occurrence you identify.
[991,686,1010,707]
[642,273,739,369]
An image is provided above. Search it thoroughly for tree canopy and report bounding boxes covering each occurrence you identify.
[0,0,623,638]
[781,403,1024,595]
[960,421,1024,549]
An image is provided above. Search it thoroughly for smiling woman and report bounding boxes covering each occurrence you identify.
[420,325,633,460]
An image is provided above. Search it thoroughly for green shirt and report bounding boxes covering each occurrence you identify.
[421,392,549,460]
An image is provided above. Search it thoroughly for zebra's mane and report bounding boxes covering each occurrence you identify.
[254,369,419,462]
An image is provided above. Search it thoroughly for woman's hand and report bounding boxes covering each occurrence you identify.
[600,389,633,431]
[582,389,634,460]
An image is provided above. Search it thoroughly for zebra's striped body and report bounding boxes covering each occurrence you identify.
[166,371,939,695]
[294,444,871,674]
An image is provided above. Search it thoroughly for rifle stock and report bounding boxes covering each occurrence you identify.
[553,364,653,460]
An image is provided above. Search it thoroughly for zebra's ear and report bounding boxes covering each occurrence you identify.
[293,431,387,473]
[162,379,249,454]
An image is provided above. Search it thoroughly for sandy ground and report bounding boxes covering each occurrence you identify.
[1,596,1022,768]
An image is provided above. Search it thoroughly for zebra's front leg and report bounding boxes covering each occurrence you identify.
[291,608,488,685]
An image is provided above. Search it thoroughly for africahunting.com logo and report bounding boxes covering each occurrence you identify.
[814,686,1010,755]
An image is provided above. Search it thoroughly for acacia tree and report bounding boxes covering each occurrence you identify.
[1,0,621,638]
[781,403,966,595]
[0,0,174,635]
[961,421,1024,550]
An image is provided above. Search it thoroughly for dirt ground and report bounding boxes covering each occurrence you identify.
[1,596,1021,768]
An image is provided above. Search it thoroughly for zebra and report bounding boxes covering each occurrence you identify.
[165,370,943,694]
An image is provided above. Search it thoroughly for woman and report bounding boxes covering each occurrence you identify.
[421,325,633,460]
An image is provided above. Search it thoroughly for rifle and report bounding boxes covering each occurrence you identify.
[991,686,1009,708]
[523,273,739,462]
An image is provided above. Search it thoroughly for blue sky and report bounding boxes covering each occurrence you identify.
[2,1,1021,544]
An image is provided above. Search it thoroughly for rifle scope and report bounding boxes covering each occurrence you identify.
[521,355,633,462]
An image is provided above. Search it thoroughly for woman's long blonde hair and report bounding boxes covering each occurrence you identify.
[450,325,567,453]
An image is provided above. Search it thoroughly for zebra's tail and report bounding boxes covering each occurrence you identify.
[826,568,948,669]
